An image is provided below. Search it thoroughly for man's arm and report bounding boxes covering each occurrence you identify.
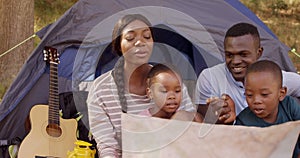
[283,71,300,98]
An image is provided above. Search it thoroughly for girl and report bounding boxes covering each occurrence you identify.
[141,63,203,123]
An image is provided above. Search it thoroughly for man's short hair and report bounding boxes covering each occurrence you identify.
[225,22,260,47]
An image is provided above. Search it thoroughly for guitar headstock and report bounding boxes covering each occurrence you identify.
[43,46,59,64]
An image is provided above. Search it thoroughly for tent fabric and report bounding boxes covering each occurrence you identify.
[0,0,295,157]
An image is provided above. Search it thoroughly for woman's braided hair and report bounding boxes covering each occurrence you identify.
[112,56,127,112]
[111,14,153,113]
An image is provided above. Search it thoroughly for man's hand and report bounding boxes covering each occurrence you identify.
[203,94,236,124]
[218,94,236,124]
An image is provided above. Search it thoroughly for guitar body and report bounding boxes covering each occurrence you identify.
[18,105,77,158]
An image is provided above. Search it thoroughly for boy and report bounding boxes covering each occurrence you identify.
[235,60,300,158]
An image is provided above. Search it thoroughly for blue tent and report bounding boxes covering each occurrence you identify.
[0,0,294,157]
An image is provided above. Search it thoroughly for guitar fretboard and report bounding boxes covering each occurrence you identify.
[48,57,60,126]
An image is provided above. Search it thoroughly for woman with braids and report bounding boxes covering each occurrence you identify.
[87,14,195,158]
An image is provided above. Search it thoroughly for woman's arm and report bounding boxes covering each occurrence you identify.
[87,79,120,158]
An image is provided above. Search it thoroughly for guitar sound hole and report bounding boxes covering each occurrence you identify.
[46,124,62,137]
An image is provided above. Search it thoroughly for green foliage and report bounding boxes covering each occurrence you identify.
[0,84,7,100]
[269,0,288,14]
[34,0,78,32]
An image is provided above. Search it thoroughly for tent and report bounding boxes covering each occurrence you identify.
[0,0,295,157]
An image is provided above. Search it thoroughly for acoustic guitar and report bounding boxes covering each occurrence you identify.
[18,47,77,158]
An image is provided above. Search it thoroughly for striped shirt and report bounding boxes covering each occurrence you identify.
[87,70,195,157]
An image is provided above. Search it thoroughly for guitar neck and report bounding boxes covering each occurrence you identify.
[48,56,60,126]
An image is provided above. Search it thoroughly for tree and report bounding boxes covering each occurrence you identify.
[0,0,34,99]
